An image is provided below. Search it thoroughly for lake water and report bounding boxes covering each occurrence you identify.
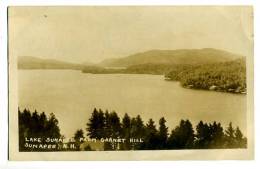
[18,70,247,138]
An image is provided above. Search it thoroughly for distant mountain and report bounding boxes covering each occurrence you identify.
[99,48,243,67]
[18,56,85,70]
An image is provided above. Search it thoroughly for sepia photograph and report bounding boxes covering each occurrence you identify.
[8,6,254,160]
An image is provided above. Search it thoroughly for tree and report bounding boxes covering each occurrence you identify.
[74,129,84,150]
[38,112,47,134]
[195,121,225,149]
[225,122,235,148]
[31,110,40,134]
[19,108,31,151]
[84,109,247,150]
[74,129,84,141]
[120,113,131,150]
[234,127,247,148]
[46,113,61,138]
[195,121,211,148]
[130,115,145,149]
[86,108,105,139]
[102,111,121,150]
[158,117,168,149]
[104,110,112,137]
[98,109,105,136]
[103,110,113,150]
[141,118,159,149]
[209,122,225,148]
[122,113,131,136]
[109,111,121,138]
[131,115,145,137]
[109,111,122,149]
[18,108,61,151]
[168,120,194,149]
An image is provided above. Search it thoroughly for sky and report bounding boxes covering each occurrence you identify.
[9,6,253,63]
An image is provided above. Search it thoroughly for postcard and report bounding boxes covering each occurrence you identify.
[8,6,254,160]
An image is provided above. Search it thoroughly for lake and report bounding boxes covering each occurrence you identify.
[18,70,247,138]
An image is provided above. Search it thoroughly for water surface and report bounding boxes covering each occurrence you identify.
[18,70,247,138]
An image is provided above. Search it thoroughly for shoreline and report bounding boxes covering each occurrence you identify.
[19,68,247,95]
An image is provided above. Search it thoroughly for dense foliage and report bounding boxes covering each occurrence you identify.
[85,108,247,150]
[165,58,246,93]
[18,108,247,151]
[82,58,246,94]
[81,63,188,75]
[18,108,61,151]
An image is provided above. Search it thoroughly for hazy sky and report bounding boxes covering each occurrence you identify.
[9,6,253,63]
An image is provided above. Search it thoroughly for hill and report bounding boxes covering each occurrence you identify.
[99,48,242,67]
[18,56,85,70]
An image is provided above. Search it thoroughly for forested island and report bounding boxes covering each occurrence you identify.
[19,108,247,151]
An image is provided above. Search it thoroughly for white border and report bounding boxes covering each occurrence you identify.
[0,0,259,169]
[3,0,257,6]
[0,0,9,167]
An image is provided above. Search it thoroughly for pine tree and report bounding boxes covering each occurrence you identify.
[168,120,194,149]
[18,108,61,151]
[209,122,225,148]
[122,113,131,136]
[31,110,40,135]
[131,115,145,138]
[109,111,121,150]
[74,129,84,141]
[234,127,243,140]
[39,112,47,135]
[141,118,159,149]
[46,113,61,138]
[183,120,195,148]
[110,111,121,137]
[18,108,29,151]
[86,108,105,139]
[98,109,105,137]
[121,113,131,150]
[103,110,113,150]
[104,110,112,137]
[74,129,84,150]
[130,115,145,149]
[147,119,157,134]
[225,122,236,148]
[158,117,168,149]
[195,121,211,148]
[234,127,247,148]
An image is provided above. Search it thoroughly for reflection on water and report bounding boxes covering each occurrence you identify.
[18,70,247,138]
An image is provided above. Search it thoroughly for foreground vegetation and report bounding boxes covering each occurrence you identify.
[18,108,61,151]
[19,108,247,151]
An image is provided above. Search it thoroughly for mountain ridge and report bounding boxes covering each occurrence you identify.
[99,48,243,67]
[18,48,243,70]
[18,56,86,70]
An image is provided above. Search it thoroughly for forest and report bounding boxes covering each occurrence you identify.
[18,108,247,151]
[18,108,61,151]
[165,58,246,94]
[81,63,190,75]
[82,58,246,94]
